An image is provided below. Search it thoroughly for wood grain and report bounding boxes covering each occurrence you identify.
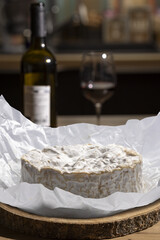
[0,200,160,239]
[0,222,160,240]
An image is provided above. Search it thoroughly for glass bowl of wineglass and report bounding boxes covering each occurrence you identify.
[80,51,117,125]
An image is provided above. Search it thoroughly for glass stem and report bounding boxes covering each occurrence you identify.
[95,102,102,125]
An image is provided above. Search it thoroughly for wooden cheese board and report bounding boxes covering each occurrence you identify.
[0,200,160,240]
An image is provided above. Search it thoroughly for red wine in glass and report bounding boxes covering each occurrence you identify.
[80,52,117,125]
[81,81,115,104]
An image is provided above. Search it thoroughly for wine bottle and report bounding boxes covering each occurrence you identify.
[21,2,57,127]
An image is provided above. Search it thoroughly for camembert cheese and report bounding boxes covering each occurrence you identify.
[21,144,142,198]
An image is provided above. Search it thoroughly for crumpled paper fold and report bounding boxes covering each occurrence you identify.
[0,95,160,218]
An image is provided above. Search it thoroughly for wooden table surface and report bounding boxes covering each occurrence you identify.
[1,53,160,74]
[0,114,159,240]
[57,114,154,127]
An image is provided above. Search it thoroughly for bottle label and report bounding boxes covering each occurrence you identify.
[24,85,50,126]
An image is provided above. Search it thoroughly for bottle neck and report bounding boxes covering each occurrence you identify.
[30,36,46,49]
[30,3,47,49]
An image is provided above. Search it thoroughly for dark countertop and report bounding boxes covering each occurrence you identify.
[0,52,160,74]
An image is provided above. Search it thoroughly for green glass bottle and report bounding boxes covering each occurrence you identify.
[21,2,56,127]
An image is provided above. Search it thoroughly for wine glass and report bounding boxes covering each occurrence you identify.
[80,51,117,125]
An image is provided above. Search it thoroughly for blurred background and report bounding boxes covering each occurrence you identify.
[0,0,160,117]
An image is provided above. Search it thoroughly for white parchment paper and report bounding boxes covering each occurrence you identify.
[0,95,160,219]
